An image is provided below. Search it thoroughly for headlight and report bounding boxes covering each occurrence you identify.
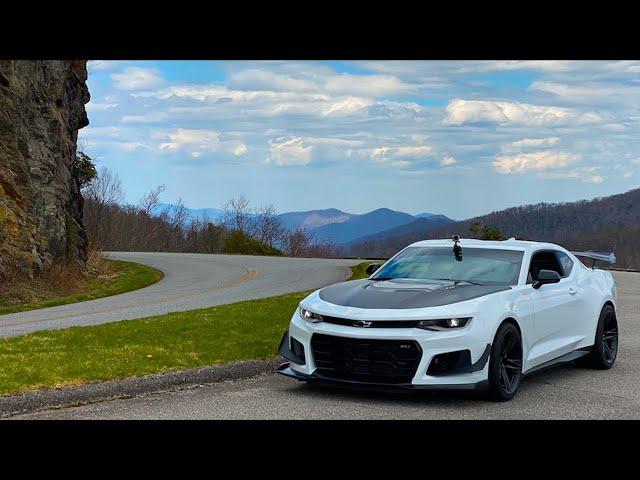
[299,307,323,323]
[417,317,471,331]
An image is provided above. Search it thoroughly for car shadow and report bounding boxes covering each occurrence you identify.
[287,362,584,405]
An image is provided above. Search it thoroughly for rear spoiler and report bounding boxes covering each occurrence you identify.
[571,250,616,267]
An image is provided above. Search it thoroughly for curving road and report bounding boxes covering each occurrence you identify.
[0,252,362,338]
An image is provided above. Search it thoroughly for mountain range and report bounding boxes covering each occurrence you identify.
[347,187,640,268]
[155,187,640,269]
[154,203,455,246]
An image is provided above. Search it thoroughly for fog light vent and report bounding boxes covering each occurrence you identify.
[427,350,472,376]
[291,337,306,364]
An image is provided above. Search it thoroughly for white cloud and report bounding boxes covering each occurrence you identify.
[324,74,412,97]
[321,97,373,116]
[301,137,364,147]
[444,99,601,126]
[371,147,391,158]
[229,68,412,97]
[118,142,149,151]
[122,112,169,123]
[368,143,433,169]
[233,143,248,156]
[493,151,581,174]
[267,137,312,166]
[88,60,119,71]
[370,144,432,160]
[510,137,560,149]
[540,167,604,184]
[530,81,620,101]
[489,60,574,72]
[230,69,317,92]
[136,84,375,118]
[440,155,457,166]
[86,101,118,112]
[80,125,122,138]
[112,67,165,90]
[395,146,432,156]
[159,129,221,154]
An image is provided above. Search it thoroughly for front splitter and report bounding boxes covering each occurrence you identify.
[276,363,488,392]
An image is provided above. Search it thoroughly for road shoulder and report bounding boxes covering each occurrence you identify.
[0,358,282,418]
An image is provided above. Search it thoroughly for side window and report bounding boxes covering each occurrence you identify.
[528,250,563,283]
[555,251,573,278]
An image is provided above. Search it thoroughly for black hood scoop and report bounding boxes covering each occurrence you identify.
[318,279,509,309]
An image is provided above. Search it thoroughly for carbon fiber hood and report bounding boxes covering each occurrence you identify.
[318,278,510,309]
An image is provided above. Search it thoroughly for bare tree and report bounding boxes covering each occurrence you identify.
[222,195,252,232]
[82,167,124,250]
[285,227,313,257]
[253,204,286,248]
[139,185,166,216]
[83,167,123,207]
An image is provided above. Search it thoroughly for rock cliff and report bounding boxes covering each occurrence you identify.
[0,60,90,277]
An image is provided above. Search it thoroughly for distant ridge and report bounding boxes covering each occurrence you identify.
[152,203,454,246]
[348,188,640,269]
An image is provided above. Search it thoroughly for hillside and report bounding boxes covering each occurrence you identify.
[278,208,352,231]
[154,203,226,223]
[346,215,455,246]
[348,188,640,268]
[310,208,418,244]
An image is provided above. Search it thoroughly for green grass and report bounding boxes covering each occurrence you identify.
[348,261,372,280]
[0,260,163,316]
[0,261,369,395]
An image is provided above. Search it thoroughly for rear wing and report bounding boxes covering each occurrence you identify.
[571,250,616,267]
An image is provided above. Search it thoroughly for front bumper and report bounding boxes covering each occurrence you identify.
[277,362,488,391]
[278,311,492,390]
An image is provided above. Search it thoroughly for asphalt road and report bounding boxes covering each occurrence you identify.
[15,271,640,420]
[0,252,362,338]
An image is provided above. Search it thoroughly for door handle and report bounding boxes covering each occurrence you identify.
[568,287,578,295]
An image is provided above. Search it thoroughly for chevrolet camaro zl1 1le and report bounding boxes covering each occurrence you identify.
[277,238,619,401]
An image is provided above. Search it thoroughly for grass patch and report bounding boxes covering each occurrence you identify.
[348,261,373,280]
[0,260,163,316]
[0,261,369,395]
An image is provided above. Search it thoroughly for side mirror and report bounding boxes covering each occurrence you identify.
[532,269,561,289]
[365,263,381,275]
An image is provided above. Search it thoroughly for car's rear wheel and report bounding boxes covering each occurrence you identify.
[577,304,618,369]
[487,322,523,401]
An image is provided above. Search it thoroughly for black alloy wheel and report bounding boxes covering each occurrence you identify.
[488,322,523,401]
[578,304,618,369]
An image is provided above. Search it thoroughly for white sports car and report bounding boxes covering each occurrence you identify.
[277,238,619,400]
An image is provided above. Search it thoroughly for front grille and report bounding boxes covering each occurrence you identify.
[321,315,419,328]
[310,334,422,384]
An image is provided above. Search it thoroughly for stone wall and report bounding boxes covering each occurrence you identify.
[0,60,90,277]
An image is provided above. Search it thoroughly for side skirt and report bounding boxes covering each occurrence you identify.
[523,348,590,377]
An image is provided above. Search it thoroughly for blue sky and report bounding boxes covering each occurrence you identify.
[82,60,640,219]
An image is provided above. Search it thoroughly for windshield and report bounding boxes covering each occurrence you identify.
[372,247,523,286]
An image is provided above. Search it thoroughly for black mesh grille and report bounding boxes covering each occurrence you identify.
[310,334,422,384]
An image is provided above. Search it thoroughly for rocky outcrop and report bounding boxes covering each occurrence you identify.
[0,60,90,277]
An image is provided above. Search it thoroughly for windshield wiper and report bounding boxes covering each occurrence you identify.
[370,277,396,281]
[431,278,486,286]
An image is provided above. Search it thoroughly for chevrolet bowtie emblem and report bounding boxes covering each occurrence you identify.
[353,320,373,328]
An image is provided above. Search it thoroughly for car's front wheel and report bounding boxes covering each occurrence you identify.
[487,322,523,401]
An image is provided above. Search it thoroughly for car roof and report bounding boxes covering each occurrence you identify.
[407,238,565,254]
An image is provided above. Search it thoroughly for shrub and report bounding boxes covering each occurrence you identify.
[221,229,283,256]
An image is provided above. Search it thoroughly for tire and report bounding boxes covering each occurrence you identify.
[576,304,618,369]
[487,322,523,401]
